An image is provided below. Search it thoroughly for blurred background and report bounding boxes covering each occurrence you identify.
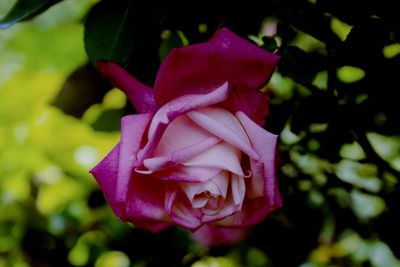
[1,0,400,266]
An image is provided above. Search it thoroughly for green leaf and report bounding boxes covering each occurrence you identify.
[0,0,62,29]
[84,1,135,66]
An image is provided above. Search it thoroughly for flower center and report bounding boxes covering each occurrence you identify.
[193,191,225,215]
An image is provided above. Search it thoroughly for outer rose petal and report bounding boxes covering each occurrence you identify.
[90,113,151,220]
[90,144,124,218]
[236,111,282,207]
[117,114,152,204]
[215,112,282,227]
[97,61,158,113]
[126,174,172,232]
[223,87,269,125]
[192,224,249,247]
[154,28,280,123]
[92,113,172,231]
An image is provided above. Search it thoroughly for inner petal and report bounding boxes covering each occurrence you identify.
[151,165,221,183]
[192,193,209,208]
[182,142,245,176]
[181,170,230,206]
[202,195,225,216]
[187,109,259,160]
[166,191,202,230]
[231,174,246,209]
[193,107,251,145]
[142,136,220,172]
[153,114,214,157]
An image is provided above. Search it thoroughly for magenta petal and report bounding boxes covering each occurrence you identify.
[125,174,171,231]
[118,114,172,228]
[192,225,249,247]
[116,114,152,203]
[223,87,269,125]
[97,61,158,113]
[90,144,126,219]
[154,28,279,123]
[165,191,203,230]
[131,219,173,233]
[236,111,282,207]
[91,113,155,223]
[216,112,281,227]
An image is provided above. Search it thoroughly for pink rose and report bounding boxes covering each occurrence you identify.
[90,28,282,245]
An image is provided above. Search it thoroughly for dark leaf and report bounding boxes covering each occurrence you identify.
[290,93,337,134]
[279,46,321,83]
[0,0,62,29]
[90,108,124,132]
[84,1,135,65]
[277,22,298,42]
[271,0,341,47]
[340,18,391,67]
[52,64,111,118]
[261,36,278,52]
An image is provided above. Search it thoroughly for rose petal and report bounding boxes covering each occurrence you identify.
[192,196,208,209]
[223,87,269,125]
[153,114,216,156]
[139,113,220,173]
[194,107,250,144]
[231,174,246,208]
[137,82,229,161]
[117,114,152,203]
[192,224,249,247]
[97,61,158,113]
[131,219,173,233]
[142,136,220,171]
[201,200,236,223]
[151,166,221,183]
[90,113,152,220]
[90,144,125,219]
[154,28,280,123]
[247,158,265,198]
[215,198,266,227]
[236,111,281,206]
[187,109,259,160]
[200,173,244,223]
[125,174,171,229]
[181,171,229,205]
[215,112,282,227]
[165,191,203,230]
[91,114,171,232]
[183,142,244,176]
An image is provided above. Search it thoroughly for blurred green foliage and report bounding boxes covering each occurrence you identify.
[1,0,400,267]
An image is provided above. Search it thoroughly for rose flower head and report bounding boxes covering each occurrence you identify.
[90,28,282,246]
